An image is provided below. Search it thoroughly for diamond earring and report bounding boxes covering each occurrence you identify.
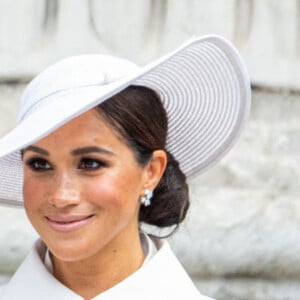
[140,189,153,207]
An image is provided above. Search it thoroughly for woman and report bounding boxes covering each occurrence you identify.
[0,35,251,299]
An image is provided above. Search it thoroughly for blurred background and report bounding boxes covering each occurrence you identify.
[0,1,299,299]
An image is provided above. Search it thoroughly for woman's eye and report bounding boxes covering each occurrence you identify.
[79,158,105,170]
[26,158,52,171]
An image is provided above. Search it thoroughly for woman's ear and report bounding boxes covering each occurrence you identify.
[143,150,167,191]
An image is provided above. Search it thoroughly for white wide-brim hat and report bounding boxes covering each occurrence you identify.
[0,35,251,207]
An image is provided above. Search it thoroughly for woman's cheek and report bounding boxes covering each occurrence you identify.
[83,175,120,207]
[23,175,53,210]
[23,175,39,204]
[84,172,137,210]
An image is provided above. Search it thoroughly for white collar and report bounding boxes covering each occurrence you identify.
[44,232,157,274]
[1,236,212,300]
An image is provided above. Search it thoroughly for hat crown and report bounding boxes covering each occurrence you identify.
[17,55,139,123]
[0,35,251,208]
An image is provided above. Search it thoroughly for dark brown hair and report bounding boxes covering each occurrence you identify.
[97,86,189,230]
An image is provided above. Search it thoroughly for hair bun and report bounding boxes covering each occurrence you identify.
[139,151,189,229]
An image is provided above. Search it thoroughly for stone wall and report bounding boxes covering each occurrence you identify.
[0,1,300,299]
[1,0,300,89]
[170,88,300,299]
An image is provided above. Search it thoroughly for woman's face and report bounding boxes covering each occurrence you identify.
[22,109,153,262]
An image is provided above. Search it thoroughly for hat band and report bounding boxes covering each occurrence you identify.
[19,83,109,123]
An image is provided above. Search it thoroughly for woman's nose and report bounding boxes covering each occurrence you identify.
[49,173,80,208]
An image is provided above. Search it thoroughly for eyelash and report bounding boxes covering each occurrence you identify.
[25,157,107,172]
[78,158,107,170]
[25,158,52,172]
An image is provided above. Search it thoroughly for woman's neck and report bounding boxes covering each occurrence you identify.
[51,229,145,299]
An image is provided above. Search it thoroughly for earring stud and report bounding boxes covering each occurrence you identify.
[140,189,153,207]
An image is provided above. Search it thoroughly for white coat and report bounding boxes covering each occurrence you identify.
[0,238,213,300]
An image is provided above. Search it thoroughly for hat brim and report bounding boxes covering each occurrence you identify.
[0,35,251,207]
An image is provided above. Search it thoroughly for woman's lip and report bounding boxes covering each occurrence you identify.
[45,215,94,232]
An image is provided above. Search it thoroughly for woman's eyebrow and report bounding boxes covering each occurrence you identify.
[71,146,115,156]
[22,146,49,156]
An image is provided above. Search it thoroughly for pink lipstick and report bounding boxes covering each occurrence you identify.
[46,214,94,232]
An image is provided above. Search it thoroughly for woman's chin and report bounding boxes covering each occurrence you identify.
[46,239,98,263]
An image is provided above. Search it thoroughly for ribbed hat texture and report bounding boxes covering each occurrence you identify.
[0,35,251,207]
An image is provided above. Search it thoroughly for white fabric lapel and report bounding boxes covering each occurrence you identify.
[93,239,210,300]
[1,239,212,300]
[0,241,82,300]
